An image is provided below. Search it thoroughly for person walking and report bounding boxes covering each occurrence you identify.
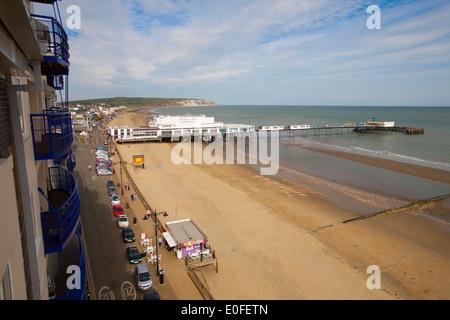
[131,194,134,201]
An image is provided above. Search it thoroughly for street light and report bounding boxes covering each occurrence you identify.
[114,159,127,195]
[149,209,168,278]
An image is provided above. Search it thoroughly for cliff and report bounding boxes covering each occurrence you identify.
[174,99,217,107]
[68,97,217,108]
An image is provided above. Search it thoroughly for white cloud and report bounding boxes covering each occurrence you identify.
[33,0,450,105]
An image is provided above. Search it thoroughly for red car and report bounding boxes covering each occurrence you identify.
[113,204,125,217]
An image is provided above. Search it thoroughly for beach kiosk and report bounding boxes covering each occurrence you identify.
[163,219,208,259]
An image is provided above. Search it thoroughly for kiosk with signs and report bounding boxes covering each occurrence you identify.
[164,219,208,259]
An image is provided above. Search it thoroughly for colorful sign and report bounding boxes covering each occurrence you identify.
[133,155,144,164]
[182,239,204,247]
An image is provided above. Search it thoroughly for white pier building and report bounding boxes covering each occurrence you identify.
[109,114,256,142]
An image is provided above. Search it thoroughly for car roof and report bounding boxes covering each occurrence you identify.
[136,263,149,273]
[143,290,160,300]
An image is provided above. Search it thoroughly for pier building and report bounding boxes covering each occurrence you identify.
[109,114,256,142]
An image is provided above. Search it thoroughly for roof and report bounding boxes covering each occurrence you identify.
[165,219,208,246]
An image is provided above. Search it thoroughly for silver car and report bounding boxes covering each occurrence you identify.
[134,264,152,291]
[111,194,121,206]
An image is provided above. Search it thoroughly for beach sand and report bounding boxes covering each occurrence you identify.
[108,109,450,300]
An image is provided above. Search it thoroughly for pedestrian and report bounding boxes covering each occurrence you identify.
[134,194,137,201]
[128,184,130,191]
[131,194,134,201]
[159,237,162,248]
[88,165,91,171]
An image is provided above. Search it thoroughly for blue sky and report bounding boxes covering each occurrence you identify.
[34,0,450,106]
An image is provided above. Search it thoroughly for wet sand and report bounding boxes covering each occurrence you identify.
[304,147,450,185]
[107,109,450,300]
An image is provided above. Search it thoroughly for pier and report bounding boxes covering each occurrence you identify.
[353,126,424,134]
[260,123,425,137]
[108,115,424,144]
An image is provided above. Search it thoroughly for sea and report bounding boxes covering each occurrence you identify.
[145,105,450,216]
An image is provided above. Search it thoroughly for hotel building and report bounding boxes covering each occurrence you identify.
[0,0,85,299]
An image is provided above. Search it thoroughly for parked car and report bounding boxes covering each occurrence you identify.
[96,155,109,161]
[95,153,108,158]
[122,227,135,243]
[135,264,153,291]
[97,147,107,151]
[118,214,129,228]
[97,164,111,171]
[107,184,118,196]
[126,246,142,264]
[112,204,124,217]
[111,194,121,206]
[97,168,112,176]
[96,161,110,167]
[143,289,160,300]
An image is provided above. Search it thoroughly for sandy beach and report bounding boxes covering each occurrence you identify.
[108,109,450,300]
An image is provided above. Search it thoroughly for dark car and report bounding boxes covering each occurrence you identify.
[106,180,115,188]
[143,289,161,300]
[108,184,118,196]
[126,246,143,264]
[122,227,135,243]
[122,227,135,242]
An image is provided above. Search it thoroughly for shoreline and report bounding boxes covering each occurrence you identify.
[107,108,450,300]
[303,146,450,185]
[115,106,450,185]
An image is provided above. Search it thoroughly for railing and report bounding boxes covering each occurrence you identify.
[30,110,73,161]
[30,14,70,75]
[52,228,86,300]
[40,166,80,254]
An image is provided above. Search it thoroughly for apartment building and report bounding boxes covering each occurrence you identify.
[0,0,85,300]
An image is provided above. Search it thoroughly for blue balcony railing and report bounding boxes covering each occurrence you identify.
[52,227,87,300]
[40,166,80,255]
[30,110,73,161]
[31,14,70,75]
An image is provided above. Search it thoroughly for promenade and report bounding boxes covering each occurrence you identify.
[75,127,204,300]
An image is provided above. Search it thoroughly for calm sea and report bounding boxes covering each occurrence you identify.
[150,105,450,213]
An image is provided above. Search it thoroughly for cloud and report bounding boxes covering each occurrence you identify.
[32,0,450,106]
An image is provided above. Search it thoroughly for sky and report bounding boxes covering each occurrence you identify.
[33,0,450,106]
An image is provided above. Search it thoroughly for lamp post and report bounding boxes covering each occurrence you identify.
[114,159,127,195]
[152,209,168,276]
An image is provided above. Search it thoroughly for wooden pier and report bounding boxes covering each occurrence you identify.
[264,124,425,136]
[353,126,424,134]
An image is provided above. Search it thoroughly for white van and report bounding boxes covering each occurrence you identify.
[135,264,152,291]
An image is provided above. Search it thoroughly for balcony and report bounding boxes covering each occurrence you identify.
[47,226,87,300]
[31,14,70,75]
[30,110,73,161]
[40,166,80,255]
